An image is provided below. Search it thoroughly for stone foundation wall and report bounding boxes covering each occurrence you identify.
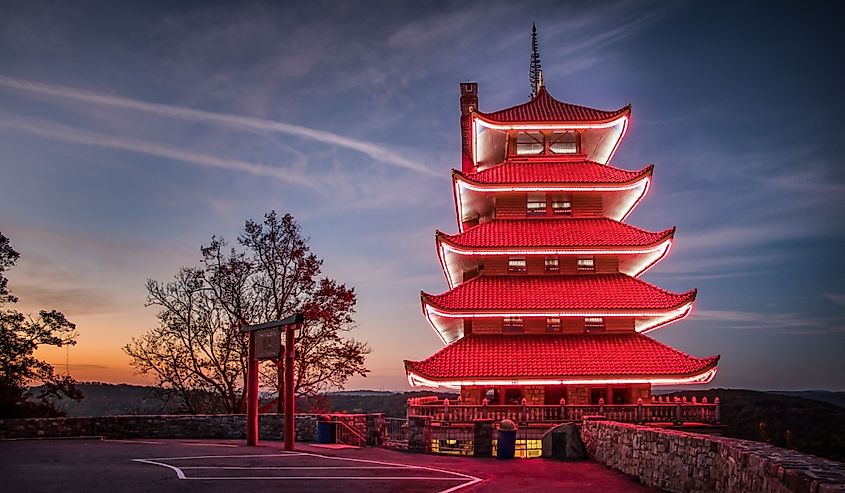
[580,420,845,493]
[0,414,318,441]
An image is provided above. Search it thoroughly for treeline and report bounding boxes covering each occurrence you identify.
[666,388,845,461]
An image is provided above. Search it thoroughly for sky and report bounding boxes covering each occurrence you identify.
[1,0,844,391]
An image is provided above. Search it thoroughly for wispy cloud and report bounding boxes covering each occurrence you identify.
[825,293,845,306]
[0,114,321,188]
[695,309,845,334]
[0,75,438,177]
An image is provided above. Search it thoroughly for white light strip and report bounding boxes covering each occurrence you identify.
[425,302,694,320]
[439,238,671,257]
[423,298,450,346]
[456,176,650,193]
[407,367,718,389]
[473,114,629,132]
[605,115,629,164]
[619,174,650,222]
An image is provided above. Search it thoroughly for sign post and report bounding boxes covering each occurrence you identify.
[241,313,304,448]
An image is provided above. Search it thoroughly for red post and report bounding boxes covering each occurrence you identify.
[246,330,259,446]
[283,323,297,451]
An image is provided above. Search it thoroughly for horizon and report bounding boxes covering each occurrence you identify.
[2,0,844,392]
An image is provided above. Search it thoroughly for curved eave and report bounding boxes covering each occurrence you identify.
[472,104,632,128]
[421,289,697,343]
[452,163,653,189]
[405,357,720,389]
[452,165,654,231]
[435,227,676,289]
[472,106,631,166]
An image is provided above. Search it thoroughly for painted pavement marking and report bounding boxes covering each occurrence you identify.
[132,450,483,493]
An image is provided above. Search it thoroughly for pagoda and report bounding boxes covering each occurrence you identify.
[404,32,719,408]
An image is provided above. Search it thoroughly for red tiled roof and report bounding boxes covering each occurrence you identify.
[475,87,630,124]
[439,219,673,250]
[422,274,695,312]
[456,161,652,185]
[405,333,719,381]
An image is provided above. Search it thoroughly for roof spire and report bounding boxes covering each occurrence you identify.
[529,22,543,99]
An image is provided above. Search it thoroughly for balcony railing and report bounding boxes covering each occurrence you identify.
[407,396,721,425]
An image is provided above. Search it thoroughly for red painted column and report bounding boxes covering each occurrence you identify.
[283,324,297,451]
[246,330,259,446]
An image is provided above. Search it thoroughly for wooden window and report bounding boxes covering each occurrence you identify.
[577,258,595,271]
[549,131,578,154]
[515,131,544,155]
[552,200,572,215]
[503,317,524,333]
[544,257,559,272]
[584,317,606,333]
[526,193,547,215]
[508,257,526,273]
[546,317,561,332]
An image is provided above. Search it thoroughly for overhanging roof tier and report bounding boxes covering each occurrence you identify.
[422,274,696,343]
[424,274,694,312]
[405,333,719,387]
[452,163,652,228]
[436,219,674,286]
[440,218,673,249]
[456,161,652,185]
[474,87,630,125]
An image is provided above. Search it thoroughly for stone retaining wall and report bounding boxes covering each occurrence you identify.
[0,414,317,441]
[580,420,845,493]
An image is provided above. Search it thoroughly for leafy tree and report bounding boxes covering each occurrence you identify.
[124,211,370,413]
[0,232,81,418]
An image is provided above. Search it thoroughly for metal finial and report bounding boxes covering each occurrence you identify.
[529,23,543,99]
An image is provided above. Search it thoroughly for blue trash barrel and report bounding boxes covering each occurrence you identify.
[497,429,517,459]
[316,421,336,444]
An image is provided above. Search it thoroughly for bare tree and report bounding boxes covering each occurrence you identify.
[124,211,370,413]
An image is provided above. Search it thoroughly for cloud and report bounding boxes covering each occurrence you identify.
[0,114,321,188]
[0,75,438,177]
[825,293,845,306]
[695,309,845,334]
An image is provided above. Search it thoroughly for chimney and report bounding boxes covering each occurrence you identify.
[460,82,478,174]
[460,82,478,116]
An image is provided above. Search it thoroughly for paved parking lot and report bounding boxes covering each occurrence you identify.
[0,438,660,492]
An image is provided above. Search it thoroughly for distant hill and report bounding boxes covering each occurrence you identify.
[665,388,845,461]
[35,382,172,417]
[768,390,845,409]
[311,390,458,417]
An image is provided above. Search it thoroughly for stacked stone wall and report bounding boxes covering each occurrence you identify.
[0,414,318,441]
[580,420,845,493]
[523,385,544,405]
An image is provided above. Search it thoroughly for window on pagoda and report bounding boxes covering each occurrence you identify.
[549,131,578,154]
[546,317,561,332]
[526,193,547,215]
[577,258,595,271]
[514,131,544,155]
[508,257,527,273]
[552,199,572,215]
[503,317,524,333]
[544,257,559,272]
[584,317,606,333]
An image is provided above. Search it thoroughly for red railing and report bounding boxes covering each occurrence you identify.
[408,396,720,425]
